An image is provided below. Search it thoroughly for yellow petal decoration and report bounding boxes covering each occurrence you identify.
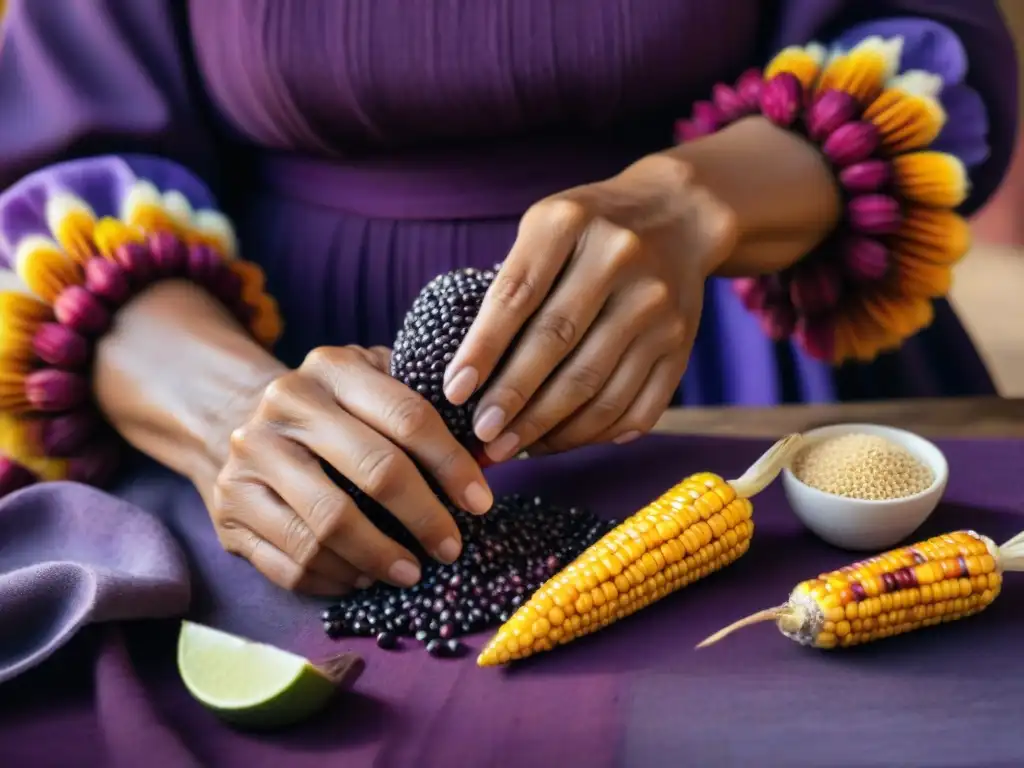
[886,254,953,299]
[122,181,178,234]
[229,260,267,305]
[13,235,83,303]
[893,207,972,265]
[816,36,902,105]
[162,191,195,231]
[891,152,968,208]
[191,210,238,258]
[250,294,284,347]
[863,71,946,154]
[92,217,145,258]
[764,43,826,90]
[0,414,66,481]
[757,35,973,367]
[46,194,97,265]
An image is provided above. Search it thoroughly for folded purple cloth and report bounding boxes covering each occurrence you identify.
[0,481,190,684]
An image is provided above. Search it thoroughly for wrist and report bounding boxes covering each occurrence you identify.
[664,116,841,276]
[94,281,286,485]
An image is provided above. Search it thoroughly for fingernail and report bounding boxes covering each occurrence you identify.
[435,537,462,563]
[444,367,478,405]
[355,575,373,589]
[486,432,520,463]
[387,559,421,587]
[474,405,506,442]
[463,481,493,515]
[614,430,643,445]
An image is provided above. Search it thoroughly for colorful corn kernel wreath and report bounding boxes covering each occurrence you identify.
[676,37,972,364]
[0,182,282,495]
[697,528,1024,650]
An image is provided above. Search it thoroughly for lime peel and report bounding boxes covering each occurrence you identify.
[177,620,364,730]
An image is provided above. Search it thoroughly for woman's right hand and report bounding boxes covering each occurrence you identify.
[211,345,495,596]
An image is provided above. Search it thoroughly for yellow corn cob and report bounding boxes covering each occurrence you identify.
[476,434,805,667]
[697,528,1024,651]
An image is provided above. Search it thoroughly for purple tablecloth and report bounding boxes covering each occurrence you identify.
[3,435,1024,767]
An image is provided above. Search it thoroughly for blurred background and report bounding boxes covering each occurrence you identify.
[0,1,1020,392]
[956,1,1024,395]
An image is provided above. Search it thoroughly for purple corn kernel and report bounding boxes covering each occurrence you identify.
[148,231,189,276]
[112,242,156,287]
[881,572,899,592]
[731,277,766,310]
[674,119,710,143]
[838,160,891,194]
[759,73,803,128]
[735,68,764,109]
[842,236,889,282]
[806,90,860,143]
[67,439,122,487]
[54,286,111,337]
[757,304,797,341]
[0,457,38,497]
[30,410,102,457]
[848,194,902,236]
[84,258,133,307]
[893,567,918,589]
[207,263,244,305]
[691,100,723,132]
[822,121,880,167]
[320,496,616,654]
[186,243,223,287]
[24,369,90,412]
[711,83,750,123]
[789,262,841,316]
[850,582,868,601]
[32,323,90,369]
[794,316,834,362]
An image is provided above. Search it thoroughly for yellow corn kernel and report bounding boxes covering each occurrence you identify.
[477,435,805,667]
[698,529,1024,652]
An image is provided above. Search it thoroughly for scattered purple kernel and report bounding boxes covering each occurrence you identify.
[321,495,616,658]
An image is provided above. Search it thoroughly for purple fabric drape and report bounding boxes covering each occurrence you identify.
[0,1,1019,764]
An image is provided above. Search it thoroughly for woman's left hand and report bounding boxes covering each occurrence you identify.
[443,153,738,462]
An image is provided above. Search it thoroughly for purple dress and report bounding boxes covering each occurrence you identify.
[0,2,1019,766]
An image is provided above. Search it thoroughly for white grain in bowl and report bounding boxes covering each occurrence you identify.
[781,424,948,551]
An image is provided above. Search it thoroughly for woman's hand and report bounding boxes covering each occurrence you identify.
[94,282,493,596]
[443,153,737,462]
[210,345,494,595]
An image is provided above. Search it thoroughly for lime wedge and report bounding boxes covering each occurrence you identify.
[176,621,362,730]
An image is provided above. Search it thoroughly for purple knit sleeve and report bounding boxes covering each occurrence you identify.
[0,0,217,194]
[771,0,1017,215]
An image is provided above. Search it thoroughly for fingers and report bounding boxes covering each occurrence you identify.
[470,217,641,450]
[486,279,675,460]
[243,535,346,596]
[218,480,364,593]
[536,325,688,454]
[250,432,431,587]
[244,376,463,575]
[443,198,587,406]
[302,347,492,515]
[597,352,689,443]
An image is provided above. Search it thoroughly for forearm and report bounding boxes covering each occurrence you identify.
[94,282,286,489]
[665,116,841,278]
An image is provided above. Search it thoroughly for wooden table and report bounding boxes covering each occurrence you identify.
[654,396,1024,439]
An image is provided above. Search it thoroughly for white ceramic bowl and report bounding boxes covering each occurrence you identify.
[781,423,948,551]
